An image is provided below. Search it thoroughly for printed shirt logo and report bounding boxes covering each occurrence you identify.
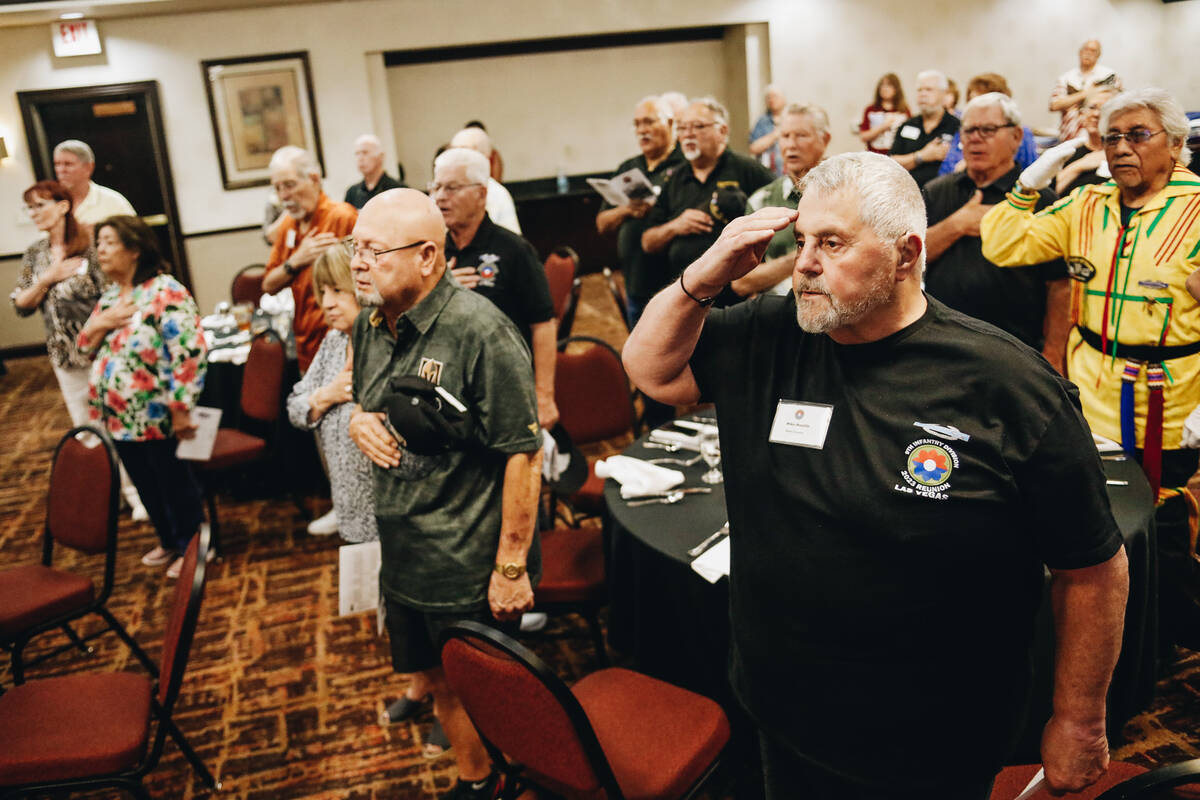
[477,253,500,285]
[1066,257,1097,282]
[895,438,961,501]
[418,357,444,385]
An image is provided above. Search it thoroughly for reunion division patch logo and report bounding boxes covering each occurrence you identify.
[896,438,961,500]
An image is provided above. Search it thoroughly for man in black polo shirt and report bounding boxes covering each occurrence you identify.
[924,92,1066,352]
[344,134,404,209]
[889,70,961,187]
[624,152,1128,799]
[642,96,773,300]
[596,94,686,326]
[432,147,558,428]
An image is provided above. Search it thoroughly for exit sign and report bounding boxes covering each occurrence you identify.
[50,19,102,57]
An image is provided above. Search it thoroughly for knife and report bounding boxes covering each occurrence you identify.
[624,487,713,500]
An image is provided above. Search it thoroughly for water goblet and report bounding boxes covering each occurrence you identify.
[699,428,722,484]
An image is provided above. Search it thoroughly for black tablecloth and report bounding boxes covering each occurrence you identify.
[606,426,1157,765]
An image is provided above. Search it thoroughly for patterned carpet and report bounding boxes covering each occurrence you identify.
[2,273,1198,799]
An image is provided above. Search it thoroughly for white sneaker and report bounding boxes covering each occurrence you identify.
[519,612,548,633]
[125,490,149,522]
[307,509,338,536]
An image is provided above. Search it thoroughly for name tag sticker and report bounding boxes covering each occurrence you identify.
[899,125,920,140]
[769,400,833,449]
[285,228,297,248]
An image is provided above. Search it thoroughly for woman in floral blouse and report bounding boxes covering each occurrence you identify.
[10,181,149,521]
[78,215,207,579]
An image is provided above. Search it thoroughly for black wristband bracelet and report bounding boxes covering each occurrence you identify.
[679,274,720,307]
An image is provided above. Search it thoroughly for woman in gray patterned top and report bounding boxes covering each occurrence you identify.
[286,244,377,543]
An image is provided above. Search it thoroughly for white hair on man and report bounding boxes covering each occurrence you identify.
[798,151,928,277]
[963,92,1022,127]
[1100,87,1191,165]
[659,91,688,120]
[784,102,832,137]
[916,69,949,91]
[434,146,490,186]
[269,145,323,179]
[638,94,673,124]
[690,96,730,128]
[450,127,493,159]
[53,139,95,164]
[355,134,382,152]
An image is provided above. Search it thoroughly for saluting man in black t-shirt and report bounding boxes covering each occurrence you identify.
[624,152,1129,799]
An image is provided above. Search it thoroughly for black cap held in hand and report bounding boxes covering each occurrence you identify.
[384,376,470,455]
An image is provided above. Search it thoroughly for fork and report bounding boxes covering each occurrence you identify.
[647,454,703,467]
[687,523,730,558]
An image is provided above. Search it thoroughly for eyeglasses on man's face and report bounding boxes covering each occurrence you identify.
[342,237,426,265]
[961,123,1015,140]
[676,122,717,135]
[1101,128,1165,147]
[426,181,482,196]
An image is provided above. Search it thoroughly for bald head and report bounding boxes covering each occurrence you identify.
[352,189,447,316]
[450,127,492,158]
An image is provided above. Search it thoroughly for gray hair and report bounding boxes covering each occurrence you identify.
[434,147,490,186]
[450,127,492,158]
[354,134,382,152]
[269,145,322,179]
[963,92,1022,127]
[916,70,949,91]
[637,94,673,124]
[798,152,927,277]
[783,103,831,137]
[53,139,94,164]
[1100,88,1190,165]
[659,91,689,120]
[689,96,729,128]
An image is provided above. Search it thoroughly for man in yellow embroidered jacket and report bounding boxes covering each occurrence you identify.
[982,88,1200,652]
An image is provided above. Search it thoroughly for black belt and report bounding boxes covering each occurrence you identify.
[1076,326,1200,362]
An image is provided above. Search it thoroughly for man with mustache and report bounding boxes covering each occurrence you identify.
[262,145,358,373]
[625,152,1128,798]
[641,96,773,303]
[595,94,685,327]
[889,69,960,188]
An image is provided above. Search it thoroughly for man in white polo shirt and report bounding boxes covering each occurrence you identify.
[53,139,136,227]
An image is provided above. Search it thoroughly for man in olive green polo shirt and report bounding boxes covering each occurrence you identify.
[347,188,542,800]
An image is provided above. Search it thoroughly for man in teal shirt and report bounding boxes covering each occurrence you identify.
[348,188,542,800]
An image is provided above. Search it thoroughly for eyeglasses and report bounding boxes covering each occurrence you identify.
[426,181,482,195]
[676,122,717,135]
[1102,129,1164,147]
[961,123,1016,140]
[342,237,426,265]
[632,117,661,129]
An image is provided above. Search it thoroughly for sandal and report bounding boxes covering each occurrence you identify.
[380,692,431,725]
[422,718,451,759]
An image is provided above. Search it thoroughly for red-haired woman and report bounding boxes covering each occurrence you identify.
[859,73,910,154]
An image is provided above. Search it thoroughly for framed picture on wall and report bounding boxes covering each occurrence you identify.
[201,50,324,190]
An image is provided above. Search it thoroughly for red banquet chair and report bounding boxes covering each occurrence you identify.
[230,263,266,308]
[0,529,219,798]
[0,425,155,685]
[544,247,582,339]
[195,329,286,553]
[532,524,609,666]
[441,620,729,800]
[990,760,1200,799]
[553,336,641,525]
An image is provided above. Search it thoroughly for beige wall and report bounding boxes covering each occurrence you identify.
[1,0,1198,351]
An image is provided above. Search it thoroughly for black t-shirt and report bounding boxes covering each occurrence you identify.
[889,111,961,187]
[444,214,554,346]
[689,295,1122,790]
[644,148,774,281]
[605,145,687,300]
[923,166,1065,348]
[1061,146,1108,195]
[344,173,404,210]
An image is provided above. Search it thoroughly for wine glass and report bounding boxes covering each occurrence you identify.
[699,428,722,484]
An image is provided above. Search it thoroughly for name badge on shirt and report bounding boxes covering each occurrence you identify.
[769,400,833,449]
[899,125,920,140]
[286,228,297,249]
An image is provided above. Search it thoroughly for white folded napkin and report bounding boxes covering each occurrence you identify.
[594,455,684,498]
[691,536,730,583]
[540,427,569,482]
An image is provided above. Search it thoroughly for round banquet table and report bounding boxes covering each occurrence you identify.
[605,420,1158,766]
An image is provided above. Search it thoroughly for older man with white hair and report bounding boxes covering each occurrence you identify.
[625,151,1128,798]
[889,70,961,187]
[52,139,135,226]
[344,134,403,209]
[448,126,522,234]
[748,83,788,176]
[984,87,1200,654]
[261,146,357,373]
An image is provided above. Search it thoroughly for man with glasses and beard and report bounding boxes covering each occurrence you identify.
[983,87,1200,657]
[625,152,1128,799]
[923,93,1066,352]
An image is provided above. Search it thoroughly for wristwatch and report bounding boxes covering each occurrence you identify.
[494,562,527,580]
[283,260,299,277]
